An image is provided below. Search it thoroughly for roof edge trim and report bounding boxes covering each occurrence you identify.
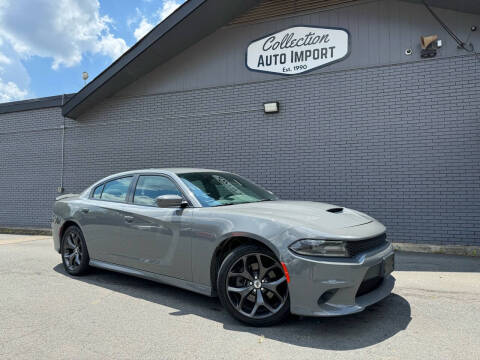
[0,94,75,115]
[62,0,207,118]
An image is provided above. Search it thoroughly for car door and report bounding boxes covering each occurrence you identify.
[81,176,137,265]
[116,174,193,281]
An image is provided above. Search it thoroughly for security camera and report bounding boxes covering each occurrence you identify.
[421,35,438,49]
[420,34,439,58]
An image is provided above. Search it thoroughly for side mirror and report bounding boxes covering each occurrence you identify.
[155,195,188,208]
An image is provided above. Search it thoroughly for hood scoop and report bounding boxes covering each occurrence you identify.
[327,207,344,213]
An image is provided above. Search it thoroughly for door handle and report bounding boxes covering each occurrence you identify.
[124,216,134,223]
[81,208,89,214]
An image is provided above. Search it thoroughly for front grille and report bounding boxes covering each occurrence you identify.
[346,233,387,257]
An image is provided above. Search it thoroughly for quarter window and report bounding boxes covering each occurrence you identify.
[92,184,104,199]
[134,176,182,206]
[101,177,133,202]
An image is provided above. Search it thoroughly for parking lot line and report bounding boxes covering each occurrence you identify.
[0,235,52,245]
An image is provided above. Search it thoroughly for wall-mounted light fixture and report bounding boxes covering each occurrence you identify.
[264,102,279,114]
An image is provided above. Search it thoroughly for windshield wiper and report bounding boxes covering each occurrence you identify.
[215,199,274,207]
[215,201,256,207]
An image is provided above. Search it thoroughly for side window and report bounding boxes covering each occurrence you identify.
[134,176,182,206]
[92,184,104,199]
[101,177,133,203]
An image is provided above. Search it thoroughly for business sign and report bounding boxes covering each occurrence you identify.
[246,26,350,76]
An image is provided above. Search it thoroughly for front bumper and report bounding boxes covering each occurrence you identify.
[51,216,62,253]
[285,242,395,317]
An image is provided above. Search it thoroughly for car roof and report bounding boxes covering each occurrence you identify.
[98,168,227,181]
[130,168,224,175]
[152,168,224,174]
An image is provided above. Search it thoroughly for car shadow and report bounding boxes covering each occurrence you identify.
[53,264,411,350]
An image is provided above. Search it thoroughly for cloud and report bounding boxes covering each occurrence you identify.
[95,33,129,60]
[0,0,128,70]
[0,51,10,64]
[0,41,30,102]
[158,0,183,21]
[127,8,143,28]
[134,18,154,41]
[132,0,183,41]
[0,78,27,102]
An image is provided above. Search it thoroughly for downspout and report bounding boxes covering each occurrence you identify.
[59,94,65,194]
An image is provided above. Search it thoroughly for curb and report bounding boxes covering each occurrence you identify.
[0,227,52,236]
[393,242,479,257]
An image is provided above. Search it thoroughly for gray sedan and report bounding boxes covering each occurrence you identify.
[52,168,395,326]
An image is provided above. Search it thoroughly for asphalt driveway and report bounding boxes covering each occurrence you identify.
[0,235,479,359]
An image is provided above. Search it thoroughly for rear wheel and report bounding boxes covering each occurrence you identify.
[61,225,90,276]
[217,245,290,326]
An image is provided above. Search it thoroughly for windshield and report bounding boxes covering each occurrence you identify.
[177,172,278,207]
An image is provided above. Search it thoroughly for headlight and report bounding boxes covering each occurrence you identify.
[289,239,349,257]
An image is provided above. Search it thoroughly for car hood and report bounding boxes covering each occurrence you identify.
[211,200,373,231]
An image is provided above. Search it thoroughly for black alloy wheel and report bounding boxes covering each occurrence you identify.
[217,245,290,326]
[61,226,90,276]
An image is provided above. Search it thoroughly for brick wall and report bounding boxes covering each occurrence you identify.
[65,55,479,246]
[0,107,63,228]
[0,55,479,246]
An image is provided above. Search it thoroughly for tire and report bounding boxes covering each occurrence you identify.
[217,245,290,326]
[61,225,90,276]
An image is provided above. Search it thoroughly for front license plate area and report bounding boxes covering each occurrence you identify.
[383,253,395,276]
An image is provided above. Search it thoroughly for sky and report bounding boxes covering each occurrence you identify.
[0,0,185,103]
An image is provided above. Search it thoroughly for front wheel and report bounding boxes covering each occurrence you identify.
[217,245,290,326]
[61,225,90,276]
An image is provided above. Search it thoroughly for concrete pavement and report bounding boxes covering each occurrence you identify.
[0,234,51,245]
[0,235,479,359]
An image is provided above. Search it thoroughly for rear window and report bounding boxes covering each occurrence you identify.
[101,177,133,203]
